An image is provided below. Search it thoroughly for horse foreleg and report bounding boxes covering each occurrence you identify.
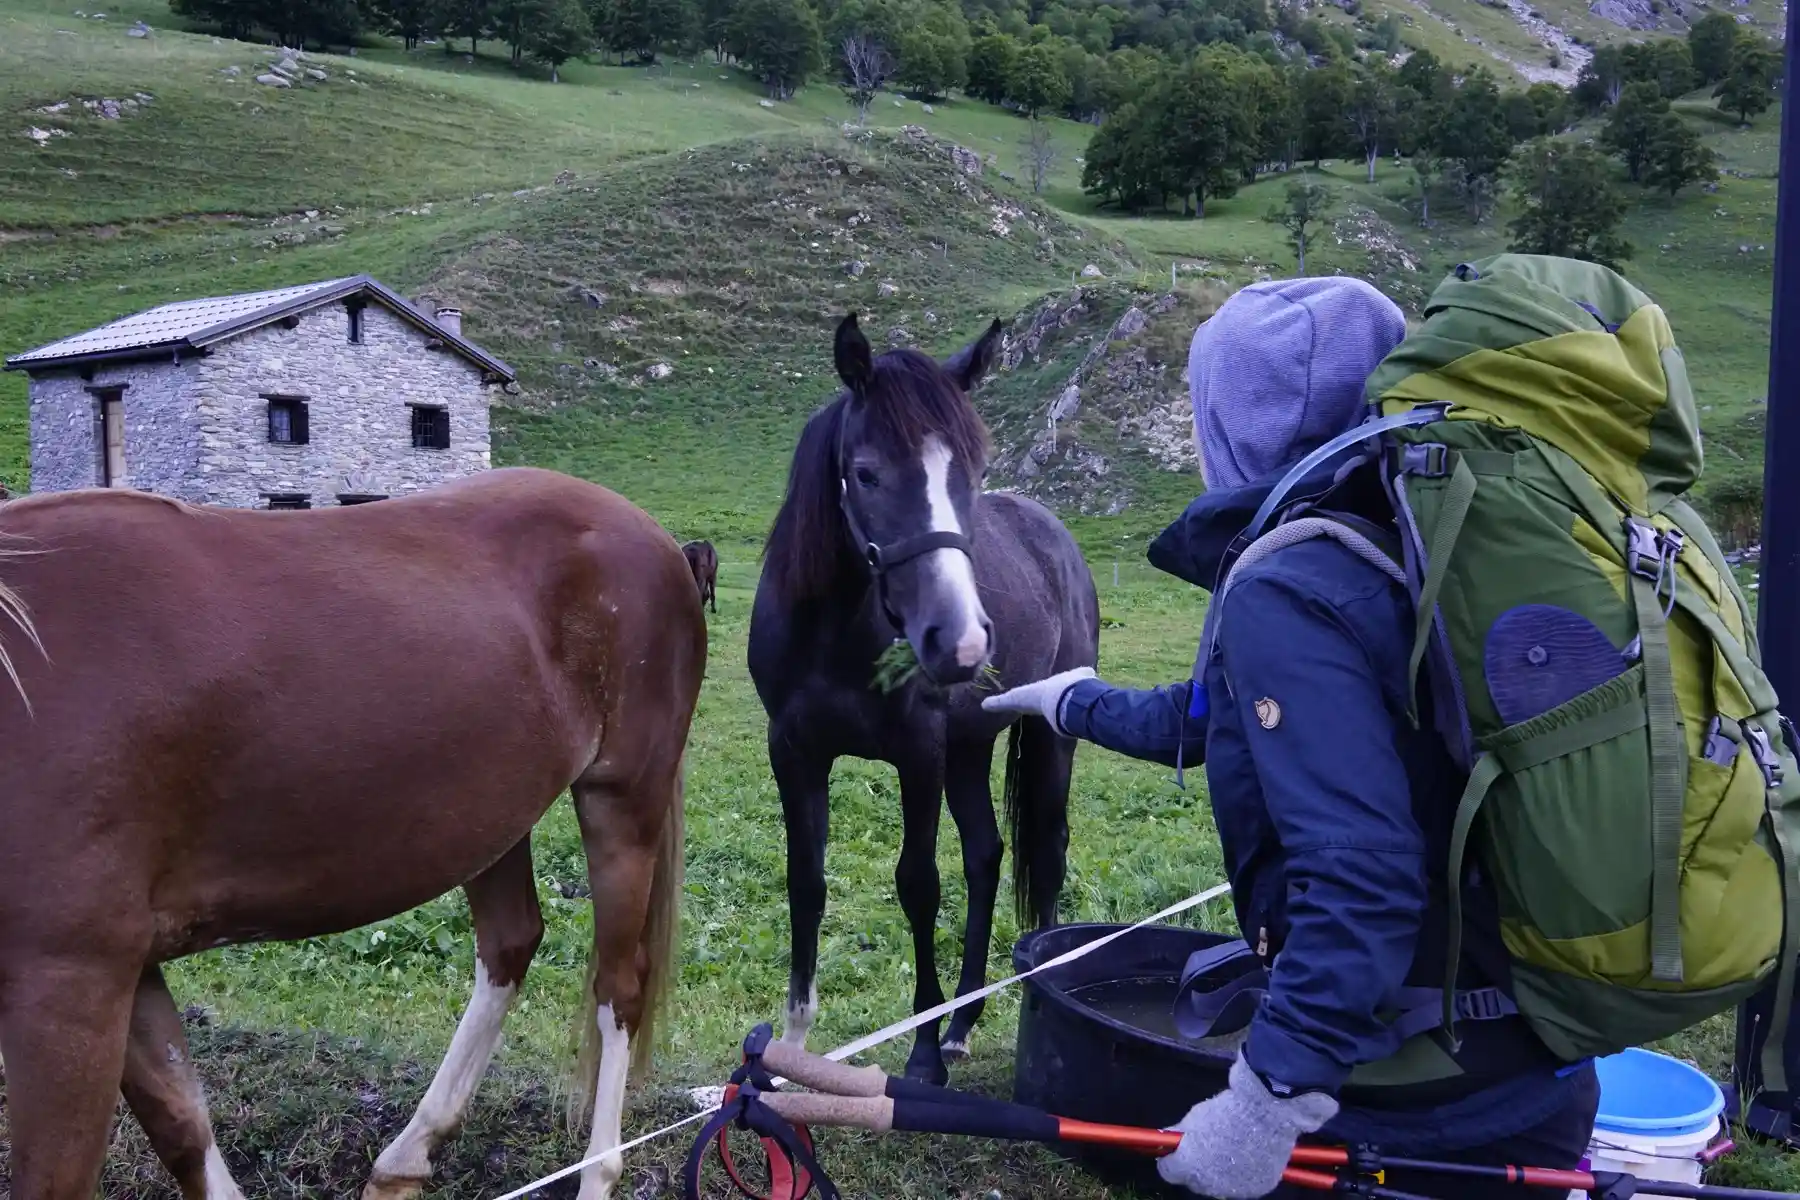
[0,951,140,1200]
[772,738,832,1048]
[570,763,682,1200]
[895,755,949,1085]
[363,838,543,1200]
[119,966,244,1200]
[941,739,1002,1061]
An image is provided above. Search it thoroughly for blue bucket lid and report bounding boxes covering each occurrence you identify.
[1592,1048,1724,1136]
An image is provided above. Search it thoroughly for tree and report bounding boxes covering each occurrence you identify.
[1437,70,1515,192]
[1346,62,1400,183]
[1502,89,1543,141]
[1023,116,1057,193]
[438,0,494,55]
[1266,176,1333,273]
[1526,81,1570,134]
[1411,153,1445,226]
[967,32,1019,103]
[699,0,735,59]
[1009,39,1071,116]
[894,2,969,98]
[1644,111,1718,196]
[1506,137,1631,267]
[1648,37,1695,98]
[1298,60,1354,166]
[730,0,823,97]
[524,0,593,78]
[841,33,892,123]
[365,0,441,49]
[1156,47,1261,216]
[1574,44,1625,112]
[1715,36,1780,125]
[1688,13,1741,85]
[1601,81,1669,182]
[597,0,692,61]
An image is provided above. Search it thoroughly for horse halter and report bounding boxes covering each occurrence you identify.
[835,389,976,631]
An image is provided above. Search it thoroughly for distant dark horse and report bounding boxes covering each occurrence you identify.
[682,539,718,612]
[749,314,1100,1085]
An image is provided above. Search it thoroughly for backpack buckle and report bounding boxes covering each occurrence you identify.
[1454,987,1512,1022]
[1704,715,1744,767]
[1625,518,1662,580]
[1403,444,1449,479]
[1746,722,1784,788]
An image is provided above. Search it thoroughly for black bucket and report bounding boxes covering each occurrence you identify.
[1012,923,1240,1198]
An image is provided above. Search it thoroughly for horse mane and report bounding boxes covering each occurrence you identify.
[762,347,991,604]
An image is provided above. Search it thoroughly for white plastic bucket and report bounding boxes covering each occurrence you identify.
[1563,1048,1725,1199]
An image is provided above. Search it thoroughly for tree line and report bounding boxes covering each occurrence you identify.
[1240,13,1781,279]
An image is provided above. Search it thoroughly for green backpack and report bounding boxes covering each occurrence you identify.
[1229,253,1800,1092]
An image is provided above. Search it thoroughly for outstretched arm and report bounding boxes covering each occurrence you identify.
[980,670,1210,770]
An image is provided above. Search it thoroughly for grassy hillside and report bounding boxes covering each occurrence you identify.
[0,0,1790,1195]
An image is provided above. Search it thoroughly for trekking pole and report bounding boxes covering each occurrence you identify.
[1292,1146,1800,1200]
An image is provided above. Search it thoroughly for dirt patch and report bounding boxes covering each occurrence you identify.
[0,1020,698,1200]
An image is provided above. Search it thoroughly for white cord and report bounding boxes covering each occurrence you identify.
[486,880,1231,1199]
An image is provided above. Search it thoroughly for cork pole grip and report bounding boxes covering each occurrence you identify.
[761,1092,897,1133]
[760,1042,888,1098]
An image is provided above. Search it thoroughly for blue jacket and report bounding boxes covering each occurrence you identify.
[1061,463,1596,1153]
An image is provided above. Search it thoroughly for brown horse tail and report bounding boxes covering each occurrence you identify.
[565,756,687,1135]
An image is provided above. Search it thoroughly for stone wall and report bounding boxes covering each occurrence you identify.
[27,357,202,496]
[189,300,495,508]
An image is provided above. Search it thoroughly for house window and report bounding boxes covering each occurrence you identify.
[410,404,450,450]
[337,493,388,506]
[346,299,365,344]
[93,387,126,487]
[265,395,310,445]
[265,493,311,510]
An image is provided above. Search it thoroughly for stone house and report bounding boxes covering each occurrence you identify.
[3,275,515,509]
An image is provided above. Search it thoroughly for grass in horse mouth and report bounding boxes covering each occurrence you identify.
[871,639,1003,694]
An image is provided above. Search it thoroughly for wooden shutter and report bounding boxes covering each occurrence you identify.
[433,408,451,450]
[293,400,310,445]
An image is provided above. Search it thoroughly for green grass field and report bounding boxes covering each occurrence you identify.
[0,0,1791,1194]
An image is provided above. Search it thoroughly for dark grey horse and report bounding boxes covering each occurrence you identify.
[749,313,1101,1084]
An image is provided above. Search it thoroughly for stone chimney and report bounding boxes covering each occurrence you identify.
[435,307,463,338]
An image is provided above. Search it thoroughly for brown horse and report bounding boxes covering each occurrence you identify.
[0,467,706,1200]
[682,539,718,613]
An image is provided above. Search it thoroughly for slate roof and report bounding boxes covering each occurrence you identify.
[4,274,515,379]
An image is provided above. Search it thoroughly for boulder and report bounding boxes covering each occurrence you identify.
[1080,264,1103,278]
[305,67,328,81]
[256,73,292,88]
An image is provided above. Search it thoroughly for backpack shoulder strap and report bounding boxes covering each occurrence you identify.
[1202,513,1407,670]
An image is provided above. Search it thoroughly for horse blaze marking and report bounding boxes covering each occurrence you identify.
[920,435,986,667]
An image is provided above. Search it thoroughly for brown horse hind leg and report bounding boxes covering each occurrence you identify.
[568,756,686,1200]
[0,953,141,1200]
[363,838,545,1200]
[119,965,246,1200]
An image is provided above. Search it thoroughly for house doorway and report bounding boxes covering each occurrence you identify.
[97,391,125,487]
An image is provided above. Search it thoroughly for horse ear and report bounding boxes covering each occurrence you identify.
[835,313,875,393]
[944,318,1004,393]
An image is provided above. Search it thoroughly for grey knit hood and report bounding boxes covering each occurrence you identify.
[1189,276,1408,491]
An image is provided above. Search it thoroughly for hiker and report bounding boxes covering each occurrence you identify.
[981,275,1600,1200]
